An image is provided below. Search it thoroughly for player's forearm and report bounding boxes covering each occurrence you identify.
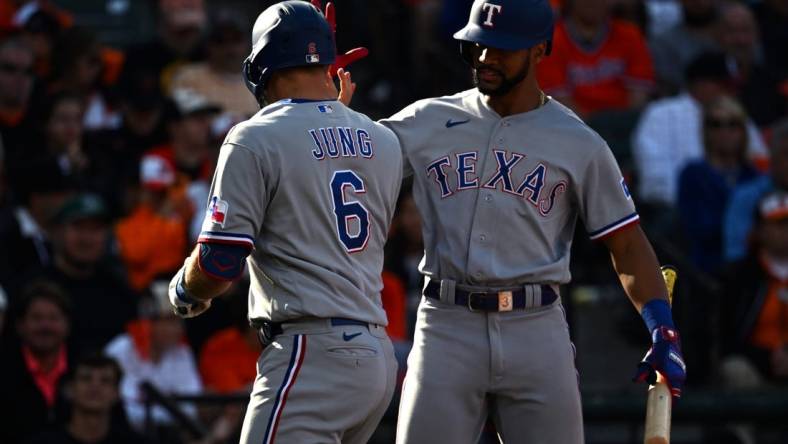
[184,247,233,301]
[604,225,668,312]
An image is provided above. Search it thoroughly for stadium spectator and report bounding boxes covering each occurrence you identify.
[122,0,207,94]
[21,92,87,175]
[0,159,75,296]
[13,89,138,213]
[724,120,788,263]
[751,0,788,82]
[105,281,201,431]
[115,153,188,292]
[85,67,169,216]
[170,11,257,121]
[0,1,72,37]
[642,0,683,36]
[677,96,759,275]
[537,0,655,117]
[0,35,35,154]
[198,322,258,395]
[26,353,145,444]
[46,27,118,131]
[0,280,71,444]
[720,190,788,385]
[649,0,720,94]
[716,2,786,127]
[146,88,220,242]
[43,193,137,354]
[13,5,65,79]
[632,52,767,208]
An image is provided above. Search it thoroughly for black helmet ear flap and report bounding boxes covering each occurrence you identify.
[242,54,262,98]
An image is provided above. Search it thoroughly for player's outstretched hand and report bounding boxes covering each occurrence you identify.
[337,68,355,106]
[633,326,687,398]
[311,0,369,78]
[168,259,211,318]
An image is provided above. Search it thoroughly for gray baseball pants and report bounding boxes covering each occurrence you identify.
[240,318,397,444]
[396,296,584,443]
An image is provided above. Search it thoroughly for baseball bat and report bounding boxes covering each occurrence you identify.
[643,265,677,444]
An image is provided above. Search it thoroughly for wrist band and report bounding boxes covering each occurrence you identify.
[175,269,199,305]
[641,298,675,334]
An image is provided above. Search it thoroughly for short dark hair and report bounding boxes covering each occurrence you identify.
[685,52,730,84]
[71,353,124,386]
[15,280,72,321]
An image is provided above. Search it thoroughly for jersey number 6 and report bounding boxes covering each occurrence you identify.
[330,170,370,253]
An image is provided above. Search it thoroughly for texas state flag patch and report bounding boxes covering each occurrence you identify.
[208,196,229,227]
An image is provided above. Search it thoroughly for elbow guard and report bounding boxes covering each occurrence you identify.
[197,242,252,281]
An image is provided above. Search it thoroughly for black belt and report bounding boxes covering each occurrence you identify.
[256,317,368,346]
[424,281,558,312]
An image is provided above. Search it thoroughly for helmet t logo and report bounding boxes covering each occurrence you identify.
[481,3,502,27]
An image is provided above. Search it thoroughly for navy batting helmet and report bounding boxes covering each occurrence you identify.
[453,0,554,62]
[242,1,336,99]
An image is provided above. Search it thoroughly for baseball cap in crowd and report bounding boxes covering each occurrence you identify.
[169,88,222,119]
[140,153,176,190]
[759,192,788,222]
[160,0,207,29]
[55,193,109,225]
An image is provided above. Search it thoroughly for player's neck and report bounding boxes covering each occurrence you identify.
[265,71,338,104]
[483,81,545,117]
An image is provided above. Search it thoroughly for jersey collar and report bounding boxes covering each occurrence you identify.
[277,98,338,104]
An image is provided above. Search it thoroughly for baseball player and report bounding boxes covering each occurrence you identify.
[371,0,688,442]
[167,2,402,443]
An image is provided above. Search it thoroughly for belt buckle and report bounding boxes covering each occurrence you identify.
[498,291,513,312]
[466,292,483,312]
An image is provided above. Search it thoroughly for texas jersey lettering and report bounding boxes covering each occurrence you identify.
[382,89,637,286]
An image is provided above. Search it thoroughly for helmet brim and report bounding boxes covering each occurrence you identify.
[453,23,551,52]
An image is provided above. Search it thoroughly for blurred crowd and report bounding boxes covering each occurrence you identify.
[0,0,786,443]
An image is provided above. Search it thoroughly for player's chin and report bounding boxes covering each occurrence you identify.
[473,77,502,95]
[475,82,507,96]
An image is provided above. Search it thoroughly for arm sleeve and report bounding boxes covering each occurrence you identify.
[198,143,269,250]
[577,141,640,240]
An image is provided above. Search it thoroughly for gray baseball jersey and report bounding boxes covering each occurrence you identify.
[381,88,638,287]
[200,99,402,325]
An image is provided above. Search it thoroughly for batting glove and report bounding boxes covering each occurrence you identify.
[634,326,687,397]
[633,299,686,398]
[311,0,369,77]
[168,260,211,318]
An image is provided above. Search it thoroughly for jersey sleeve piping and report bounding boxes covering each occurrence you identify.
[198,231,256,249]
[588,212,640,240]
